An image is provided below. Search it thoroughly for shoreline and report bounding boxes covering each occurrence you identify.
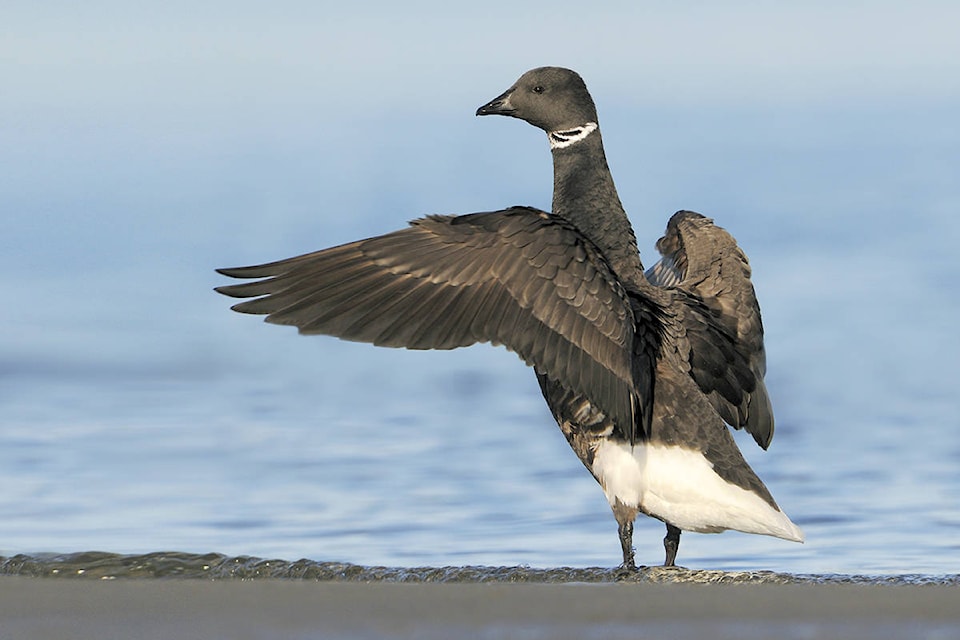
[3,551,959,585]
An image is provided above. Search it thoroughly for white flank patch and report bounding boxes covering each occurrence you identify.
[591,440,804,542]
[548,122,598,149]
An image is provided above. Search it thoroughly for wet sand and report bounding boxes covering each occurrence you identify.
[2,577,958,640]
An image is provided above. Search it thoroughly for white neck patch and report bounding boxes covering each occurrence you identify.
[548,122,598,149]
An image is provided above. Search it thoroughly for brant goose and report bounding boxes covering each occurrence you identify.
[216,67,803,569]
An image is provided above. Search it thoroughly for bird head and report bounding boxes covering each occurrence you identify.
[476,66,599,133]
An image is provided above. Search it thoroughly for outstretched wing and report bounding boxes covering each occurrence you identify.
[646,210,774,448]
[217,206,644,440]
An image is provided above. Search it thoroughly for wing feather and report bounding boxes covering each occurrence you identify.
[217,206,645,440]
[646,210,774,448]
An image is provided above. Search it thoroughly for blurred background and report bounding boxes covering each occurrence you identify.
[2,1,958,574]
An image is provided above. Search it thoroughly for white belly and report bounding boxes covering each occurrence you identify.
[591,440,804,542]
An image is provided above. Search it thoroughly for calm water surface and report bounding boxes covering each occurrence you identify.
[2,103,958,577]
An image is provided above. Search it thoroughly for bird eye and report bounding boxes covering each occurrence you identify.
[533,85,545,94]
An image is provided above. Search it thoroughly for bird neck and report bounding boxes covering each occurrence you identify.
[550,128,645,283]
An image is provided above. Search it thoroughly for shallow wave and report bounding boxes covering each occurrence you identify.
[2,552,957,585]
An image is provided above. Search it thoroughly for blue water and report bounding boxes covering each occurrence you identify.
[3,48,959,576]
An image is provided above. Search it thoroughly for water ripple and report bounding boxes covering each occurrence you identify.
[2,552,958,586]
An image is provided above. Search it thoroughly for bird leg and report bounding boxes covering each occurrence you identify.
[663,523,681,567]
[618,519,636,571]
[612,500,638,571]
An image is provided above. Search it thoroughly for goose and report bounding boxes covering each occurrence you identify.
[216,66,803,569]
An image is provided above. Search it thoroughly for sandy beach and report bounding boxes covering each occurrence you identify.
[2,576,958,640]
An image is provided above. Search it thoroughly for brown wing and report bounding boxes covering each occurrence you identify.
[216,206,643,440]
[646,210,774,448]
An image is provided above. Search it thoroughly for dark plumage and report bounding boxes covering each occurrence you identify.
[216,67,802,569]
